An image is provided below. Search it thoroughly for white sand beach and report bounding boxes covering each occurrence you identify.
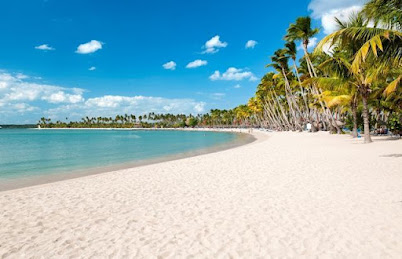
[0,131,401,258]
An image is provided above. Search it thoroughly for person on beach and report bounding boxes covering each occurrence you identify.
[306,123,312,132]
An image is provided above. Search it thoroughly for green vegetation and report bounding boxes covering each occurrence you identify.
[38,114,196,128]
[37,111,248,129]
[37,108,259,129]
[235,0,401,143]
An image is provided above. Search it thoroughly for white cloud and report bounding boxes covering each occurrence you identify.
[0,72,85,105]
[84,95,205,112]
[35,44,55,51]
[13,103,38,113]
[194,103,205,113]
[186,59,207,68]
[0,72,85,120]
[234,84,241,89]
[9,103,39,114]
[297,37,318,50]
[42,91,84,104]
[89,66,96,71]
[308,0,367,34]
[76,40,103,54]
[46,96,206,120]
[210,93,225,100]
[209,67,258,81]
[321,41,336,55]
[321,5,363,34]
[0,73,14,82]
[16,73,29,80]
[85,95,129,108]
[209,71,220,80]
[162,61,176,70]
[202,35,228,54]
[245,40,258,49]
[307,37,318,49]
[308,0,366,18]
[0,70,208,123]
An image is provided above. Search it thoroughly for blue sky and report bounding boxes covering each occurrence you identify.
[0,0,366,123]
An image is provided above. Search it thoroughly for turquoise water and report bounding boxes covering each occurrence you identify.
[0,129,238,179]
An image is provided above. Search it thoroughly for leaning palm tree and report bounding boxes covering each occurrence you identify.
[284,41,311,125]
[284,17,343,132]
[257,72,293,130]
[268,49,303,130]
[285,16,320,77]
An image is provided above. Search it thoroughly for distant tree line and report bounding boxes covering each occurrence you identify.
[37,110,257,129]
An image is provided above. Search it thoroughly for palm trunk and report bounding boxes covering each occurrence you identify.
[293,60,309,117]
[312,81,341,133]
[282,69,302,131]
[351,99,358,138]
[361,88,372,143]
[303,42,339,132]
[327,108,341,134]
[374,106,381,129]
[271,90,292,130]
[263,102,281,130]
[302,42,315,78]
[263,99,283,130]
[273,100,289,130]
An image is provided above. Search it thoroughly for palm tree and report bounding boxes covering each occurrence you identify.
[258,72,293,130]
[312,47,360,137]
[285,16,320,77]
[362,0,402,29]
[234,105,251,127]
[316,14,380,142]
[284,41,312,128]
[284,17,344,132]
[268,49,303,130]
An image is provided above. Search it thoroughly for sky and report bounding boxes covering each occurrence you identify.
[0,0,367,124]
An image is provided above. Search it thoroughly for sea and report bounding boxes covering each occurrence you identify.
[0,129,243,185]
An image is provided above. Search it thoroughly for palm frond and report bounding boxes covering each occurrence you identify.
[384,75,401,96]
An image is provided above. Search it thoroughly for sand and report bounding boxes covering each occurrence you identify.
[0,131,401,258]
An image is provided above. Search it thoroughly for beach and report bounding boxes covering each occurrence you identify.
[0,131,401,258]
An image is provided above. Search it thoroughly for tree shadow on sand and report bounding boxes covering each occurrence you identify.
[380,154,402,158]
[372,136,402,142]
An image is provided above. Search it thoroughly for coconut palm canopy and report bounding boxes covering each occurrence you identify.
[223,0,401,143]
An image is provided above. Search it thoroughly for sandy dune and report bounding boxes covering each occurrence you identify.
[0,131,401,258]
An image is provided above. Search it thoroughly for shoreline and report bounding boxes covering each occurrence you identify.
[0,129,257,192]
[31,127,257,132]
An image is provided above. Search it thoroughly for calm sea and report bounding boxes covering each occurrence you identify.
[0,129,240,180]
